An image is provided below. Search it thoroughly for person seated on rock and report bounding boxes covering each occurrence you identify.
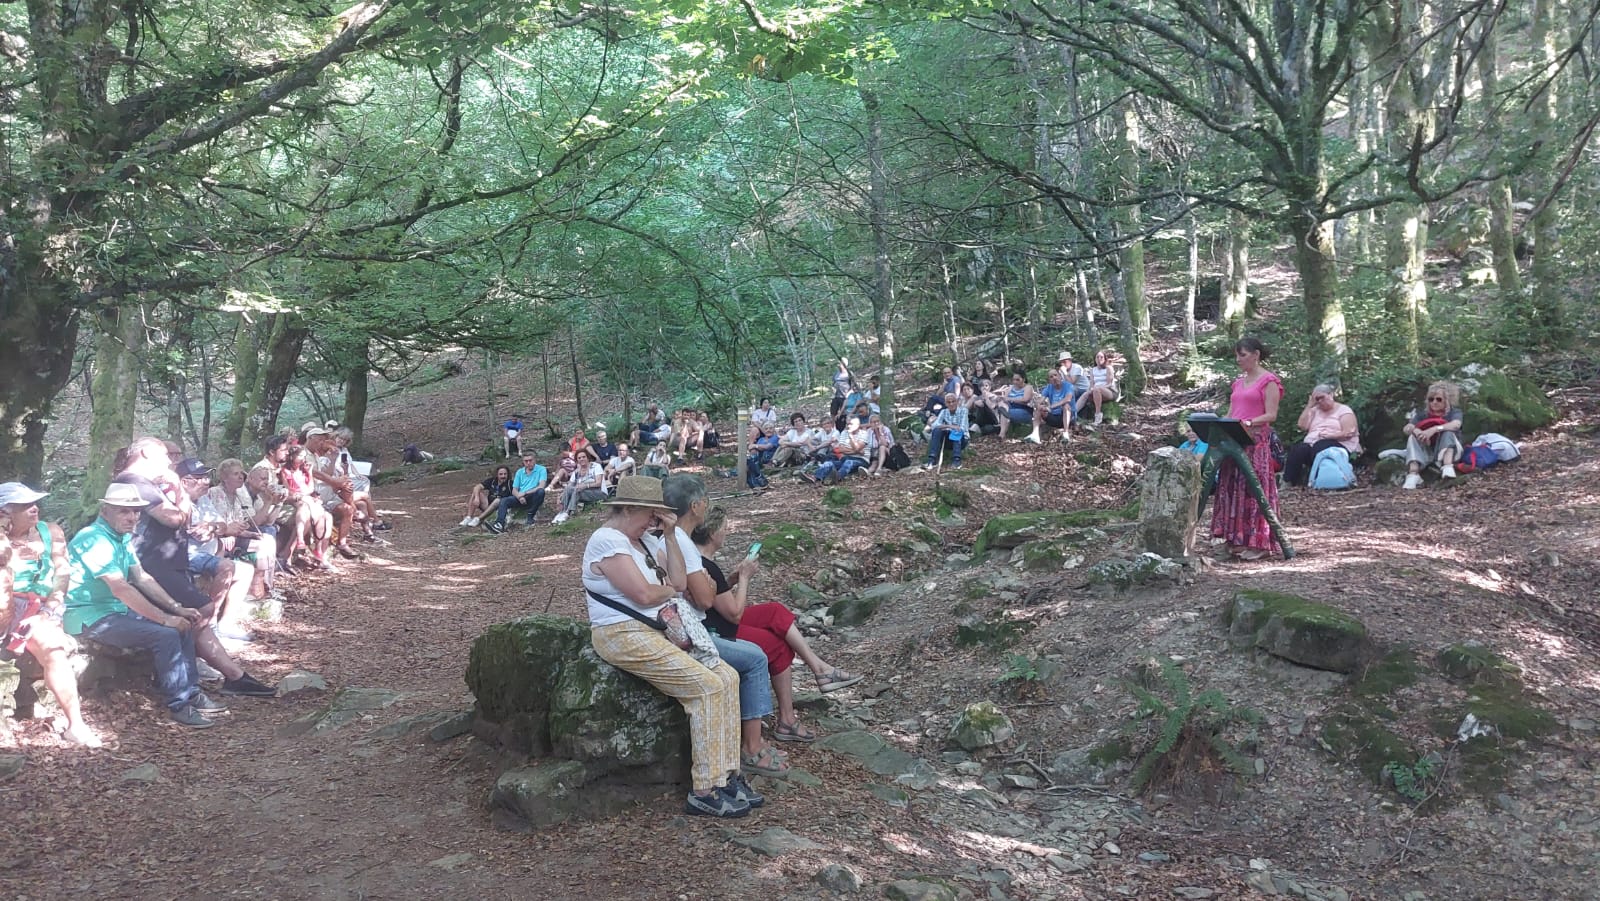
[641,441,672,479]
[1073,349,1120,428]
[1056,350,1091,413]
[276,442,335,572]
[863,413,908,475]
[924,393,970,471]
[462,465,514,527]
[1036,369,1074,444]
[604,444,637,492]
[590,429,617,463]
[772,414,815,469]
[330,427,387,536]
[177,459,257,643]
[1,484,102,746]
[491,451,549,532]
[112,441,276,697]
[552,447,607,525]
[748,398,778,444]
[663,476,792,780]
[1000,370,1043,443]
[692,506,862,744]
[246,443,296,575]
[1283,384,1361,487]
[918,366,961,428]
[197,458,281,601]
[581,476,759,817]
[503,415,524,459]
[302,427,361,560]
[750,426,780,466]
[1402,380,1464,490]
[65,483,234,728]
[804,417,871,485]
[631,403,667,446]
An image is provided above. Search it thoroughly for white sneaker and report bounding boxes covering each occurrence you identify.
[1403,474,1422,490]
[1094,411,1103,425]
[459,516,474,527]
[551,511,569,525]
[1026,433,1042,444]
[468,516,482,527]
[1440,464,1456,479]
[197,660,224,681]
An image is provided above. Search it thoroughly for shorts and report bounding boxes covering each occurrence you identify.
[189,551,228,579]
[1006,405,1034,424]
[1043,411,1065,429]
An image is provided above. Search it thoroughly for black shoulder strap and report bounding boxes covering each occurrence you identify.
[586,588,666,632]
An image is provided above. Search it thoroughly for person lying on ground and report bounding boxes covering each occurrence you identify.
[863,413,906,475]
[591,429,617,463]
[664,475,792,781]
[1035,369,1074,444]
[1074,349,1119,428]
[581,477,759,818]
[503,415,524,458]
[924,393,969,470]
[65,485,248,728]
[1001,371,1042,443]
[693,506,862,745]
[749,398,778,444]
[552,448,607,525]
[1402,380,1464,490]
[604,444,637,491]
[491,452,549,533]
[462,465,514,527]
[199,458,280,600]
[805,417,871,485]
[772,414,815,469]
[631,403,666,446]
[1283,384,1361,487]
[1,485,102,746]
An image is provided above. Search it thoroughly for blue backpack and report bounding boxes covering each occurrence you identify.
[1457,443,1500,473]
[1309,447,1356,490]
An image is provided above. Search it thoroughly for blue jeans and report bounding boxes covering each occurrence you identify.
[926,429,965,466]
[81,612,201,711]
[710,634,774,720]
[496,489,546,524]
[815,457,865,481]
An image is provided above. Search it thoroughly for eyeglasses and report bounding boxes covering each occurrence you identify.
[1427,396,1445,402]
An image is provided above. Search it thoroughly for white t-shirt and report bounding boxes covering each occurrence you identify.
[782,427,810,447]
[752,408,778,430]
[669,526,712,622]
[574,461,605,488]
[606,455,636,477]
[583,527,669,626]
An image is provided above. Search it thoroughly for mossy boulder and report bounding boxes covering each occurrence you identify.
[1014,532,1102,572]
[829,583,902,626]
[1082,552,1183,589]
[823,487,854,508]
[1225,590,1371,674]
[1455,367,1556,439]
[935,486,970,509]
[1437,641,1520,685]
[788,582,830,609]
[948,701,1015,751]
[972,508,1133,557]
[755,523,816,563]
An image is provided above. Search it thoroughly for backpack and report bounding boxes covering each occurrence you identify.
[1472,432,1520,462]
[1457,443,1500,473]
[885,444,912,472]
[1309,447,1356,490]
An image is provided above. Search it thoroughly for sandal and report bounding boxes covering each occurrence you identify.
[815,668,864,693]
[1236,548,1268,561]
[741,745,791,776]
[773,720,816,743]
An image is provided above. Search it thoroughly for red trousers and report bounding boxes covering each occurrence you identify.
[734,603,796,675]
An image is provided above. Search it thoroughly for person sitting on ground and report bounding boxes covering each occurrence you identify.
[303,428,361,560]
[805,417,871,484]
[546,449,576,495]
[693,506,862,745]
[246,445,296,575]
[674,409,703,460]
[1056,350,1091,416]
[772,414,815,469]
[462,465,514,527]
[865,376,882,414]
[641,441,672,479]
[969,359,995,394]
[178,459,258,642]
[663,476,791,780]
[631,403,667,446]
[552,448,607,525]
[503,415,524,458]
[918,366,958,427]
[924,393,970,470]
[1002,370,1043,443]
[1283,384,1361,487]
[566,425,592,460]
[807,418,843,468]
[1402,380,1464,490]
[750,426,780,466]
[1,484,102,746]
[591,429,617,463]
[1074,349,1119,428]
[198,458,280,601]
[113,441,276,696]
[581,476,758,818]
[961,382,1002,437]
[491,451,549,532]
[849,399,873,430]
[863,413,906,475]
[1036,369,1074,444]
[749,398,778,444]
[698,411,721,453]
[604,444,637,492]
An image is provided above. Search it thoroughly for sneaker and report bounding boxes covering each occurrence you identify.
[1026,434,1042,445]
[170,705,216,728]
[1441,464,1457,479]
[459,516,474,527]
[220,673,277,697]
[372,521,392,532]
[798,472,818,485]
[1403,473,1423,490]
[485,520,505,534]
[197,659,224,682]
[951,462,964,470]
[551,511,569,525]
[1094,411,1104,425]
[721,773,765,809]
[684,789,750,818]
[191,692,228,712]
[63,724,104,748]
[466,516,481,527]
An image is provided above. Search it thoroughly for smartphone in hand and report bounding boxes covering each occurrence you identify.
[745,541,762,561]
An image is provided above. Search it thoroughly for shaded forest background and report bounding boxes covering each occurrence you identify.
[2,0,1597,515]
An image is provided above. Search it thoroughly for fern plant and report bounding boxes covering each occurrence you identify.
[1127,657,1260,792]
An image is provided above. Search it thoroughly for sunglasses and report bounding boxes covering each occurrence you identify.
[1427,396,1445,402]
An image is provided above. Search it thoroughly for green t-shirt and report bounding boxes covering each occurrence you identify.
[64,517,137,635]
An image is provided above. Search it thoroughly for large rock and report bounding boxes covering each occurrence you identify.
[1225,590,1371,674]
[490,760,641,830]
[1137,446,1201,559]
[948,701,1014,752]
[973,508,1132,557]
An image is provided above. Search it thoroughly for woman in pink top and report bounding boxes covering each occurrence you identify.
[1283,384,1361,486]
[1210,337,1283,560]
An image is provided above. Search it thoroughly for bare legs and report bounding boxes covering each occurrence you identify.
[24,622,99,746]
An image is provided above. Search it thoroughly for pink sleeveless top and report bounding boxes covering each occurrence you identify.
[1230,370,1283,424]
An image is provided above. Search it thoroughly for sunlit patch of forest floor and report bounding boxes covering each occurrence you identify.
[5,346,1599,901]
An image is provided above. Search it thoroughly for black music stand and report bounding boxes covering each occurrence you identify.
[1188,414,1294,559]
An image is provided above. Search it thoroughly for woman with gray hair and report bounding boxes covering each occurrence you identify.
[1283,384,1361,487]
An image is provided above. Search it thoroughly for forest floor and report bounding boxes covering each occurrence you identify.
[4,344,1600,901]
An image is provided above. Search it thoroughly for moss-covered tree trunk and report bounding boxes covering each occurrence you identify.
[342,344,370,454]
[1475,30,1523,299]
[1525,0,1566,341]
[253,314,309,443]
[863,87,898,415]
[1115,102,1148,339]
[222,316,261,455]
[1289,213,1346,376]
[1223,213,1250,340]
[82,305,146,519]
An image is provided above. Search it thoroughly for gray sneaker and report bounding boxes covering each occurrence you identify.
[684,789,750,818]
[170,705,216,728]
[721,773,765,809]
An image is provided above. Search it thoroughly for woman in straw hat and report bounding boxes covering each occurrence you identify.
[580,476,760,818]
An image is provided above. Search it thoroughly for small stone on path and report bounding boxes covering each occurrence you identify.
[1101,841,1121,855]
[121,763,160,783]
[814,862,864,894]
[1173,889,1215,900]
[276,669,328,696]
[883,880,958,901]
[869,783,910,807]
[428,852,475,871]
[723,826,820,857]
[1000,773,1039,790]
[817,729,888,759]
[1138,851,1171,863]
[0,754,24,781]
[428,710,475,742]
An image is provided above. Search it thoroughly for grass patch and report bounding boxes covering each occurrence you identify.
[1355,647,1422,698]
[954,613,1034,650]
[756,523,817,564]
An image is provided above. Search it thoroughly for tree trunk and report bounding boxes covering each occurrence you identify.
[82,306,145,519]
[1223,214,1250,339]
[1372,0,1434,359]
[1290,214,1347,375]
[1184,207,1198,349]
[567,324,586,429]
[863,87,897,415]
[222,316,261,455]
[254,315,310,442]
[1115,102,1148,339]
[342,344,370,454]
[1526,0,1566,339]
[1475,26,1523,298]
[0,277,82,485]
[1107,265,1147,397]
[1074,268,1096,345]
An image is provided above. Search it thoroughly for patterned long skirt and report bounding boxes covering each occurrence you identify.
[1209,435,1279,553]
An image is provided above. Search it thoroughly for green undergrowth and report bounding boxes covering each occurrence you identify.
[755,523,816,563]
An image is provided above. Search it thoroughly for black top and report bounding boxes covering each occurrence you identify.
[481,476,514,501]
[112,472,208,607]
[700,557,738,639]
[592,441,618,462]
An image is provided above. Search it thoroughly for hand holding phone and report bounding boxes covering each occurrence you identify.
[745,541,762,561]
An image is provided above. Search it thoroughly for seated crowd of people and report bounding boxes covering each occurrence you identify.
[1,423,390,740]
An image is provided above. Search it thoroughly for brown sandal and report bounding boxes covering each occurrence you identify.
[773,720,816,743]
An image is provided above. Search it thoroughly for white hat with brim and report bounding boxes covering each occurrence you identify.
[0,482,49,507]
[603,476,674,510]
[1058,350,1073,361]
[99,483,151,508]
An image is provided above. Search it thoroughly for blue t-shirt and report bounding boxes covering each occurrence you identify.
[1039,381,1072,412]
[512,465,548,494]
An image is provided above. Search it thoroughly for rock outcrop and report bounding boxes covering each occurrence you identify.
[1136,446,1202,559]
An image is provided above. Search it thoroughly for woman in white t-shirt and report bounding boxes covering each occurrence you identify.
[748,398,778,444]
[582,477,755,818]
[552,448,607,524]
